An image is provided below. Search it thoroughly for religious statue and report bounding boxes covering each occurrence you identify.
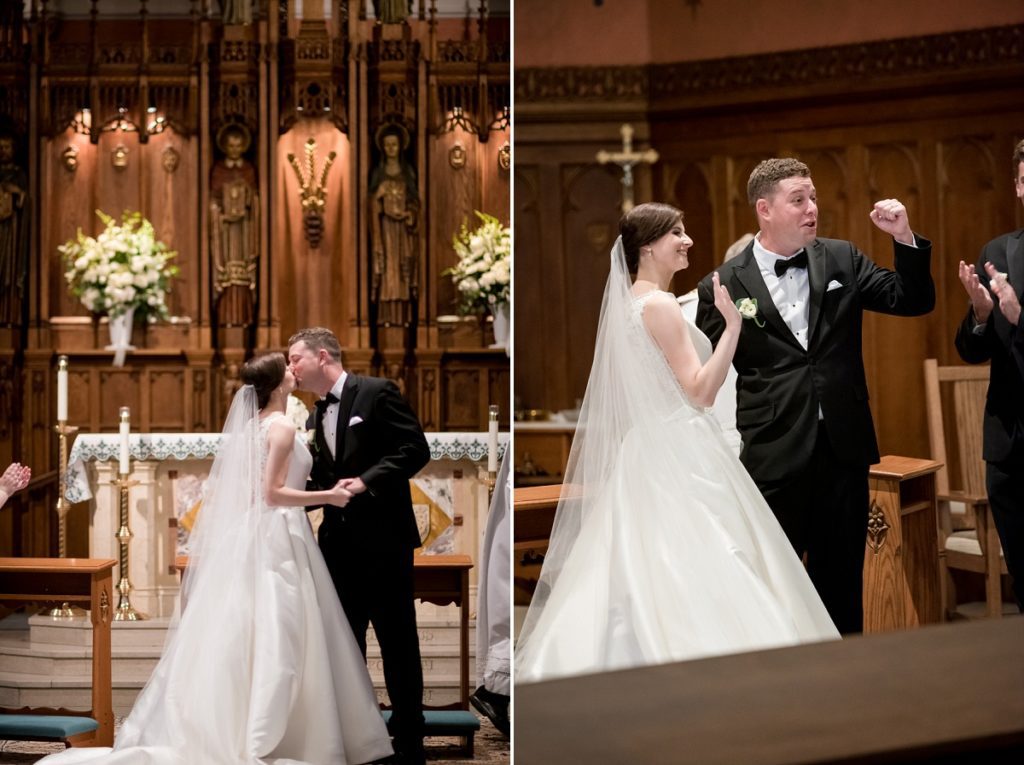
[368,123,419,327]
[209,124,259,327]
[0,134,28,326]
[219,0,252,25]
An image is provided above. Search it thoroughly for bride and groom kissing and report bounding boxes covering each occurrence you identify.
[41,327,432,765]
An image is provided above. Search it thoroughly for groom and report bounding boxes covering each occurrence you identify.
[696,158,935,634]
[288,327,431,765]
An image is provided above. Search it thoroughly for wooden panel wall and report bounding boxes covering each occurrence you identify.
[515,24,1024,462]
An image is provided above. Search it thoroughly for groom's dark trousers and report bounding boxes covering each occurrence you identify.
[308,373,431,762]
[697,236,935,634]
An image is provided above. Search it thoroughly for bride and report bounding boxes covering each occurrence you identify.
[41,353,394,764]
[515,203,840,683]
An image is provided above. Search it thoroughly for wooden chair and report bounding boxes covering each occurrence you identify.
[923,359,1008,618]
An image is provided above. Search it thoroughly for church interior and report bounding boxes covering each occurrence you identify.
[0,0,510,761]
[513,0,1023,762]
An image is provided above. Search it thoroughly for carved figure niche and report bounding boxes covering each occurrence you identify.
[209,123,259,327]
[368,122,419,328]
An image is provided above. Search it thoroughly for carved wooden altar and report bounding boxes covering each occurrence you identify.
[0,2,509,558]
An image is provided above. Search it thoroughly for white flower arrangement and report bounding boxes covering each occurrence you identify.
[60,210,179,320]
[444,211,510,315]
[735,297,765,328]
[286,394,311,438]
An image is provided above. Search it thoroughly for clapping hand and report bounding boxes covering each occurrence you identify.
[984,261,1021,326]
[712,272,741,333]
[869,199,914,245]
[0,462,31,501]
[958,260,994,324]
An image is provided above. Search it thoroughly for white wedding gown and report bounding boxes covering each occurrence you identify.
[515,291,840,683]
[41,412,393,765]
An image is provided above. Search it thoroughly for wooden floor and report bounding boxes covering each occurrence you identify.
[516,616,1024,765]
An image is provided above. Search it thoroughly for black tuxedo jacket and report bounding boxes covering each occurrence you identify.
[306,374,431,550]
[696,236,934,482]
[954,228,1024,464]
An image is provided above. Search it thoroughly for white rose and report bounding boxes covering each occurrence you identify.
[736,298,758,319]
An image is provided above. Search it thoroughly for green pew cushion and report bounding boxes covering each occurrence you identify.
[382,709,480,734]
[0,714,98,739]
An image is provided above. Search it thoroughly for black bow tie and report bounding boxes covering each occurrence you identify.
[774,251,808,277]
[314,392,339,413]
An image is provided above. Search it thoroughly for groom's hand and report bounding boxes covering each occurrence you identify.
[339,477,368,496]
[869,199,913,245]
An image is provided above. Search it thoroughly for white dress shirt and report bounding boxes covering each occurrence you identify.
[752,234,810,350]
[322,372,348,459]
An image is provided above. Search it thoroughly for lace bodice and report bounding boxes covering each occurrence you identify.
[629,290,715,413]
[258,412,314,497]
[630,290,713,363]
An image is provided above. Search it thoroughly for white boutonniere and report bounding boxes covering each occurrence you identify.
[736,297,766,328]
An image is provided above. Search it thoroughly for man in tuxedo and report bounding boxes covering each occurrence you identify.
[288,327,430,765]
[696,157,935,634]
[953,138,1024,611]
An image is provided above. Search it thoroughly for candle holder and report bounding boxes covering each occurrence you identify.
[111,474,147,621]
[486,404,500,502]
[52,421,79,558]
[48,420,81,619]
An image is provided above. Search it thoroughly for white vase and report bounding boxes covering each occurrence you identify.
[490,301,510,352]
[106,307,137,367]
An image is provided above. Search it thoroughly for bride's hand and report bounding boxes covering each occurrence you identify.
[713,272,741,333]
[328,481,354,508]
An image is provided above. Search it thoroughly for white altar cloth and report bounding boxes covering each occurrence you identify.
[67,432,509,502]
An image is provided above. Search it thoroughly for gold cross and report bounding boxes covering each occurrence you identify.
[596,124,659,214]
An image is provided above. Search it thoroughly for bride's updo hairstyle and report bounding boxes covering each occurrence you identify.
[240,353,286,409]
[619,202,684,273]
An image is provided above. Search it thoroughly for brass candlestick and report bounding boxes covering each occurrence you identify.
[111,474,146,621]
[53,421,79,558]
[112,406,146,621]
[49,420,80,619]
[486,404,499,502]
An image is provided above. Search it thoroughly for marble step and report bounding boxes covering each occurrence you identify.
[0,671,467,717]
[0,633,474,683]
[24,614,475,650]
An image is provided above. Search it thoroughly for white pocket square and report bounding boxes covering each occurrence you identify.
[348,416,364,427]
[826,279,844,292]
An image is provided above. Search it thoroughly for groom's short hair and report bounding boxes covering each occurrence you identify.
[747,158,811,207]
[288,327,342,363]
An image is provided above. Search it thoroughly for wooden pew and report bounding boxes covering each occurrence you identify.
[513,484,563,605]
[0,557,116,747]
[517,617,1024,764]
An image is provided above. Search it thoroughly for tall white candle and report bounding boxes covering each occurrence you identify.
[119,407,131,475]
[487,404,499,473]
[57,356,69,422]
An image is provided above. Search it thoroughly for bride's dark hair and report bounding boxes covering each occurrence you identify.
[240,353,286,409]
[619,203,684,273]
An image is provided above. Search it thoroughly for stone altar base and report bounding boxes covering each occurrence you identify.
[0,607,475,715]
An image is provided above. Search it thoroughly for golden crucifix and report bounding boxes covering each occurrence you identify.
[596,124,659,214]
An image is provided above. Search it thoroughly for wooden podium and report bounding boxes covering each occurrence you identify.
[863,455,943,633]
